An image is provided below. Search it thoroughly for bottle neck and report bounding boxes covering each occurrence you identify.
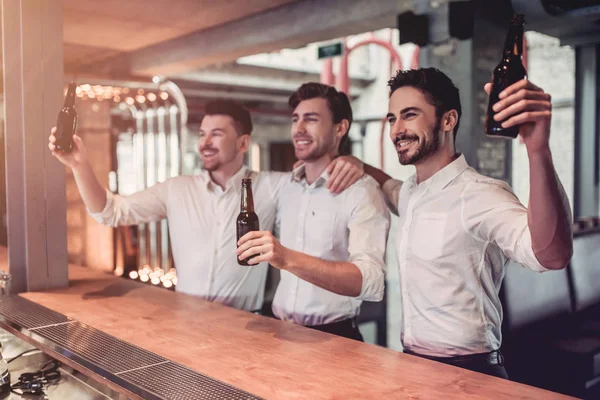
[64,83,76,108]
[503,24,524,58]
[240,184,255,213]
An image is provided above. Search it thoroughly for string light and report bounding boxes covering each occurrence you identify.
[126,265,177,290]
[71,84,164,106]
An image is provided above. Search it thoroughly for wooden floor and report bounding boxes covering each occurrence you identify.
[3,261,572,400]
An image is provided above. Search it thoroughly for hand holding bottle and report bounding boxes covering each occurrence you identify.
[48,127,88,170]
[485,79,552,154]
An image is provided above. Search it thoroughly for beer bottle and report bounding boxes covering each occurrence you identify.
[54,81,78,152]
[485,13,527,139]
[236,178,259,266]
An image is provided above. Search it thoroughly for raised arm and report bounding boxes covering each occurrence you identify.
[49,128,106,213]
[485,79,573,270]
[49,127,169,227]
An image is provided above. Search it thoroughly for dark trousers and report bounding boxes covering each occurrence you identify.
[404,349,509,379]
[309,318,364,342]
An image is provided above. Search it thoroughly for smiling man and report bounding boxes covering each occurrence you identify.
[237,83,390,341]
[363,67,573,378]
[48,99,364,312]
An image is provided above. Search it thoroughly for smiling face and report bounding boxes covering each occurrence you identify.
[387,86,444,166]
[197,114,248,172]
[291,97,342,162]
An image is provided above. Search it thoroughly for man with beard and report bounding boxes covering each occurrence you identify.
[363,68,573,378]
[236,83,390,341]
[48,99,364,312]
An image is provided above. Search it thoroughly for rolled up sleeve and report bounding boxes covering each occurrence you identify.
[88,182,169,227]
[348,180,391,301]
[463,180,561,273]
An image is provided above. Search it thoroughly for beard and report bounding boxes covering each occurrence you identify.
[395,117,442,165]
[199,145,239,172]
[202,158,220,171]
[199,147,221,171]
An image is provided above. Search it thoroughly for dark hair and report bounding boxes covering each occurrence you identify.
[203,99,253,136]
[388,68,462,140]
[289,82,353,155]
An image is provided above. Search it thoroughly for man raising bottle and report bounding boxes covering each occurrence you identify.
[49,99,364,312]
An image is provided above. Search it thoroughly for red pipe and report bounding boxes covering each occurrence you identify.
[335,39,349,94]
[320,59,334,85]
[337,37,403,95]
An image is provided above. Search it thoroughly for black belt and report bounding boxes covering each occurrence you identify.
[307,317,363,342]
[310,317,358,332]
[404,349,505,366]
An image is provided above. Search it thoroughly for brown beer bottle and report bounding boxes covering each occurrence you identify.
[236,178,259,266]
[485,13,527,139]
[54,81,78,152]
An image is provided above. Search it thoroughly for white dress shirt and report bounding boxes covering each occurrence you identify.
[383,154,571,357]
[90,166,288,311]
[273,167,390,326]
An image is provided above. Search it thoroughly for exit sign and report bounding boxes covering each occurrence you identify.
[317,42,344,59]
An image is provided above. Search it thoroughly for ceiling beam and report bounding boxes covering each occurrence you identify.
[98,0,411,76]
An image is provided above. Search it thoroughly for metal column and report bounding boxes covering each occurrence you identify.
[1,0,68,292]
[574,44,600,218]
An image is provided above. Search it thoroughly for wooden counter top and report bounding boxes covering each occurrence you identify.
[17,265,571,400]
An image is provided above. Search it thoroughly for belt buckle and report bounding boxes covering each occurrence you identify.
[489,351,504,366]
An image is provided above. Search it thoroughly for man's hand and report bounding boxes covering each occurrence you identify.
[237,231,292,269]
[485,79,552,154]
[48,127,88,170]
[326,155,364,194]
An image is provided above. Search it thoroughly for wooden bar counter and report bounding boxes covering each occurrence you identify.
[5,264,572,399]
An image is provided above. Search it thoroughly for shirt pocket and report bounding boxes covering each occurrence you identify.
[306,205,337,255]
[411,212,448,261]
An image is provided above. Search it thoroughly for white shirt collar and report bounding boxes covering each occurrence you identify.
[410,154,470,193]
[291,164,330,188]
[202,165,250,193]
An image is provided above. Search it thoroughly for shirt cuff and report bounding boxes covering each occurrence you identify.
[88,189,115,225]
[352,258,385,301]
[518,228,550,273]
